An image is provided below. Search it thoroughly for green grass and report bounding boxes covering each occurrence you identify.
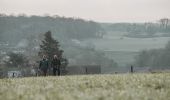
[0,73,170,100]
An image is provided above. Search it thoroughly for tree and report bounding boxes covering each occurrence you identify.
[159,18,169,29]
[38,31,64,60]
[5,52,28,67]
[134,41,170,68]
[134,50,150,67]
[38,31,68,74]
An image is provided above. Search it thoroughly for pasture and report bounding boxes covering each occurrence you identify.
[83,32,170,66]
[0,73,170,100]
[89,32,170,52]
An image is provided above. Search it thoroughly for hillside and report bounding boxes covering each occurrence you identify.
[0,73,170,100]
[0,14,105,44]
[0,14,169,70]
[0,14,117,71]
[101,22,170,38]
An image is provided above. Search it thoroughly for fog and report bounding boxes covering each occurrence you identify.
[0,0,170,22]
[0,0,170,75]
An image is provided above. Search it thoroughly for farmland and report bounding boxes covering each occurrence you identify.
[83,32,170,66]
[0,73,170,100]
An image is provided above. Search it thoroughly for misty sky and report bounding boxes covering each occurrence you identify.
[0,0,170,22]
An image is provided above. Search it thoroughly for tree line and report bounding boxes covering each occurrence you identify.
[134,41,170,68]
[0,14,105,44]
[4,31,68,70]
[102,18,170,38]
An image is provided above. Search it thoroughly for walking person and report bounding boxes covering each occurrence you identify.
[51,55,61,76]
[39,55,49,76]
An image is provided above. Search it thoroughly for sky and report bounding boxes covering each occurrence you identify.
[0,0,170,23]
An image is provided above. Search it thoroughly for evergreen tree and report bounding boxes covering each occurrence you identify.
[38,31,63,60]
[39,31,68,74]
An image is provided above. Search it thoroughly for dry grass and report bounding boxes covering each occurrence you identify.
[0,73,170,100]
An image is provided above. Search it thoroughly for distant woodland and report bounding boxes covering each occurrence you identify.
[0,13,170,71]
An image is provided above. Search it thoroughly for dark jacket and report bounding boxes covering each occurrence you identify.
[51,58,61,68]
[39,59,49,71]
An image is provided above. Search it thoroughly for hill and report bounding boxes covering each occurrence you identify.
[0,14,117,71]
[0,14,105,44]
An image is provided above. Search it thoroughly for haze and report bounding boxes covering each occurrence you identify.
[0,0,170,22]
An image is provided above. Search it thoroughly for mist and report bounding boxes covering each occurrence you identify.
[0,0,170,22]
[0,0,170,76]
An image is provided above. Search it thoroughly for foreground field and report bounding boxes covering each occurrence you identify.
[0,73,170,100]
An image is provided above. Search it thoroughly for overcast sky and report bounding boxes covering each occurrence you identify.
[0,0,170,22]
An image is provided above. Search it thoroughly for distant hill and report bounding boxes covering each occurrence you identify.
[0,14,105,44]
[1,14,169,44]
[0,14,117,72]
[1,14,169,70]
[101,21,170,38]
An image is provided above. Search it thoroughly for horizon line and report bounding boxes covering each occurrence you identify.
[0,13,169,24]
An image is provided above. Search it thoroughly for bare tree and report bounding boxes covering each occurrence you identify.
[159,18,169,29]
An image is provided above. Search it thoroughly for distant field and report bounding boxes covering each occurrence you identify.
[0,73,170,100]
[85,32,170,52]
[83,32,170,66]
[104,51,138,67]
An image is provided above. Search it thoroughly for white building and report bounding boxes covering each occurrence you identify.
[8,71,22,78]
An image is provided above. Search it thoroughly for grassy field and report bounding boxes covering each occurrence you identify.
[104,51,138,67]
[0,73,170,100]
[84,32,170,52]
[82,32,170,66]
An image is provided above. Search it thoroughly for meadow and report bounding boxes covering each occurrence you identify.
[89,32,170,52]
[83,32,170,66]
[0,73,170,100]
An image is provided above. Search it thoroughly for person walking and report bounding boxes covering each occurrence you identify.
[39,55,49,76]
[51,55,61,76]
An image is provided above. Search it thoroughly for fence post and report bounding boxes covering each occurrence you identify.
[12,72,15,78]
[131,65,134,73]
[85,67,87,74]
